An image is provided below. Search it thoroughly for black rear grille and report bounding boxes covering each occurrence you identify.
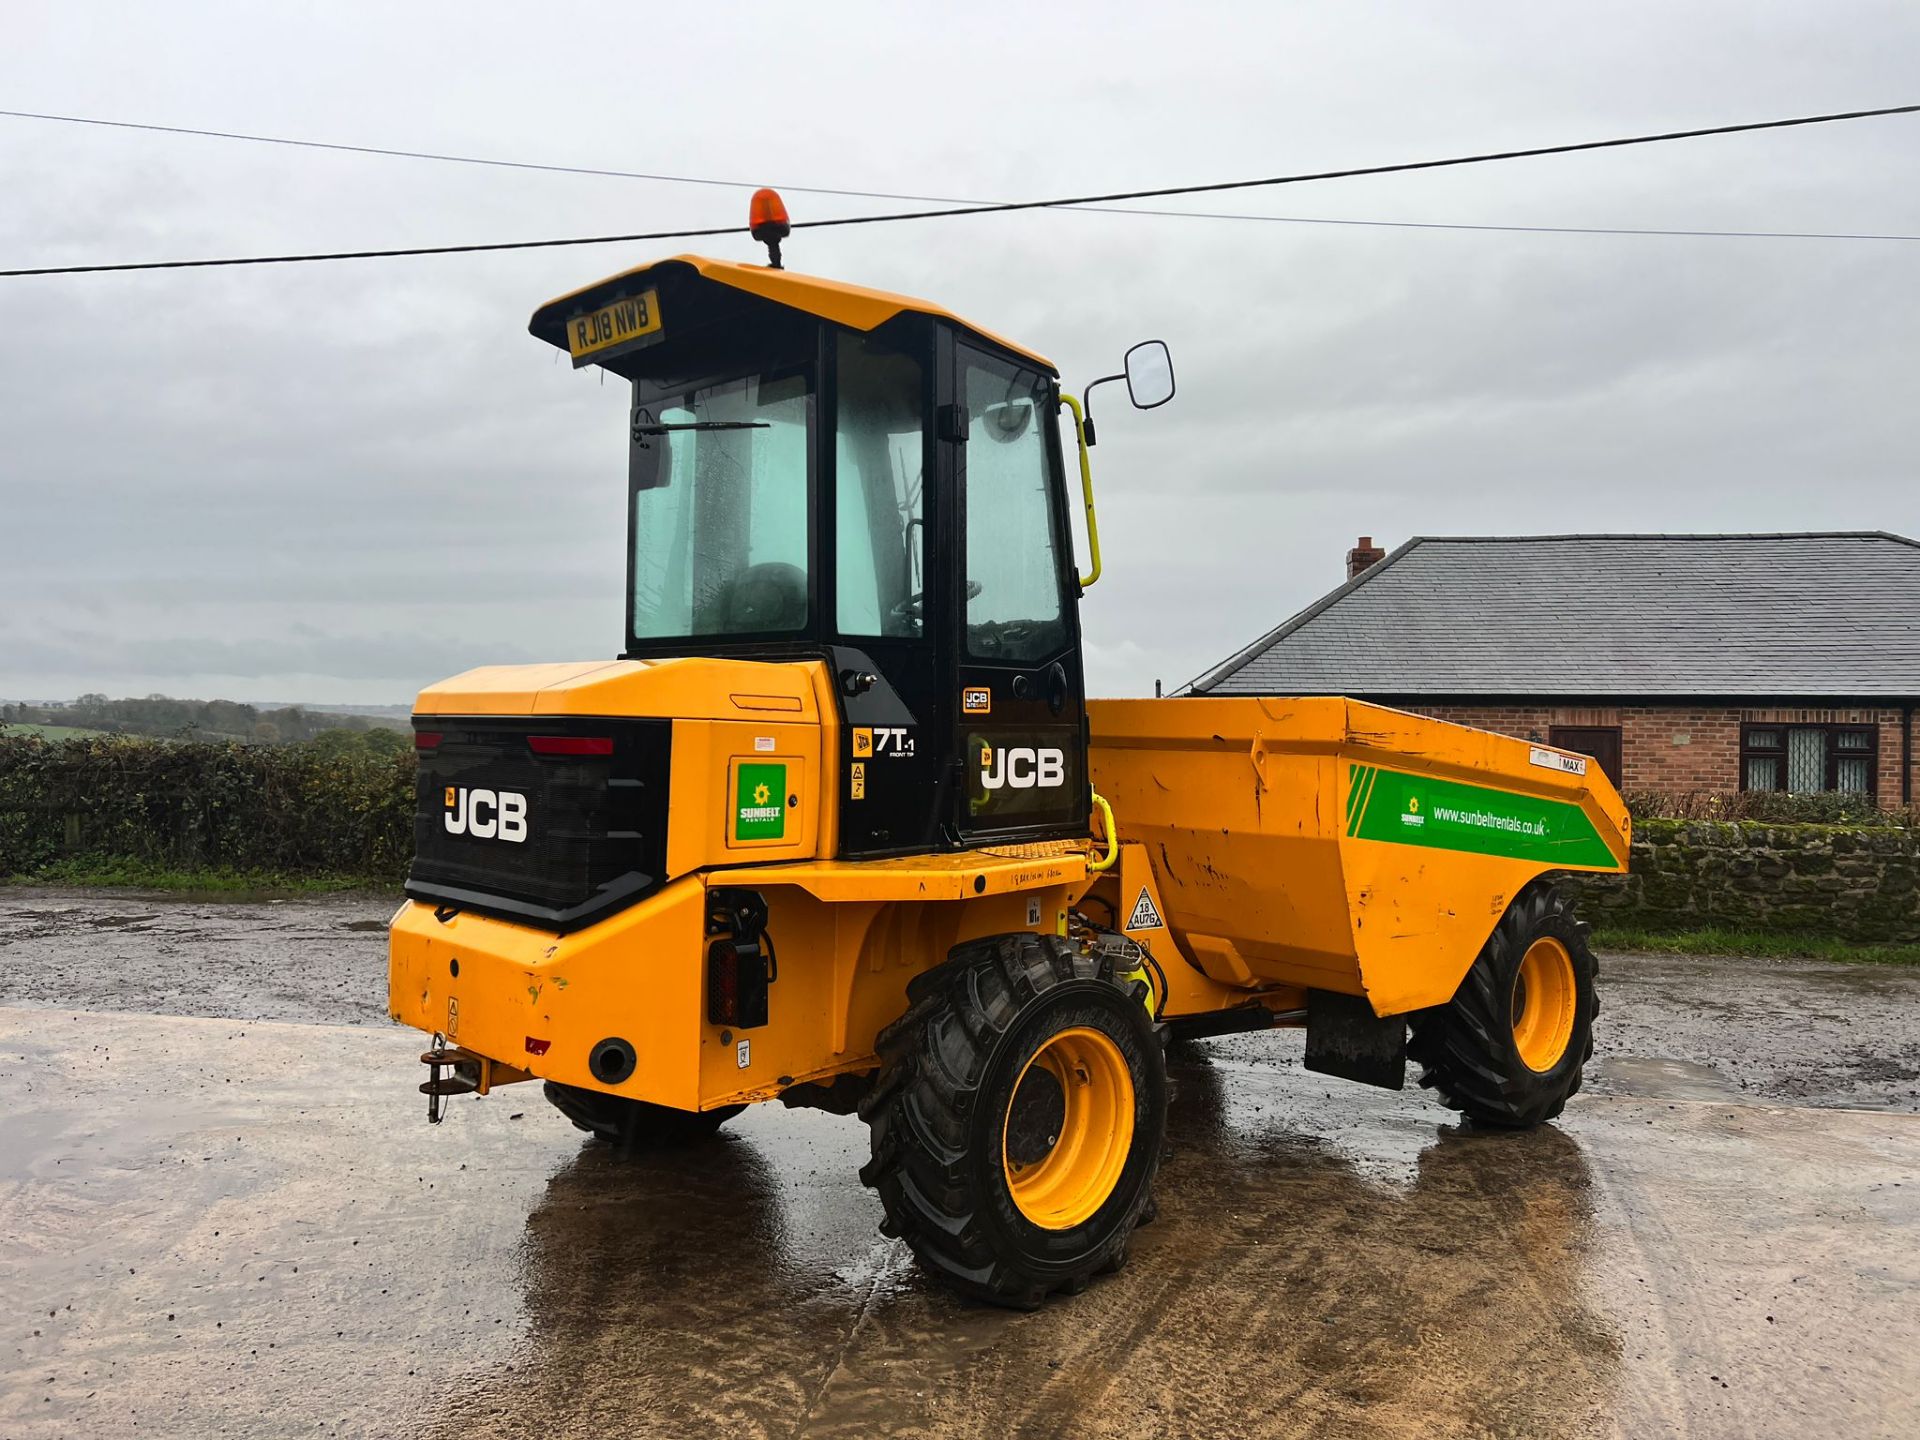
[406,717,671,931]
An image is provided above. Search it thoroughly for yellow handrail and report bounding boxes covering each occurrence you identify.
[1088,789,1119,872]
[1058,392,1102,589]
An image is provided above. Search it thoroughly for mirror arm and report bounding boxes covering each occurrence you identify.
[1079,372,1125,447]
[1058,392,1102,590]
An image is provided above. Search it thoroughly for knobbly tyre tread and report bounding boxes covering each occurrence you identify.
[543,1081,744,1148]
[1407,880,1600,1129]
[858,933,1166,1308]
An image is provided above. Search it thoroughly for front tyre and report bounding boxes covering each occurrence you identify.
[1408,882,1599,1129]
[859,934,1166,1308]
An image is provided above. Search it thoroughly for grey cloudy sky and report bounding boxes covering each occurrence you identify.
[3,2,1917,705]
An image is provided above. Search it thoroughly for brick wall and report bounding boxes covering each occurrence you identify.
[1399,702,1915,810]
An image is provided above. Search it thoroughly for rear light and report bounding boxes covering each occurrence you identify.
[707,938,773,1029]
[414,732,443,750]
[527,735,614,757]
[705,889,775,1029]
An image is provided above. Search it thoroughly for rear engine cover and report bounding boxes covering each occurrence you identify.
[407,717,671,931]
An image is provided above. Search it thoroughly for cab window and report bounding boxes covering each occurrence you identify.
[628,366,812,640]
[834,334,926,638]
[961,349,1066,662]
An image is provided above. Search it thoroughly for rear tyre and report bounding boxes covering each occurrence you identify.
[1408,882,1599,1129]
[858,934,1166,1308]
[543,1081,744,1148]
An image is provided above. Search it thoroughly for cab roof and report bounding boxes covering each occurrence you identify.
[528,254,1056,374]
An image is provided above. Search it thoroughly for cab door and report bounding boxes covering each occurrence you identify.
[830,323,952,857]
[947,339,1089,845]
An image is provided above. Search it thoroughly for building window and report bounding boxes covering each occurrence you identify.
[1740,724,1875,797]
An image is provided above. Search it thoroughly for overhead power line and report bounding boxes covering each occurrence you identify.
[4,102,1916,279]
[1082,207,1920,242]
[7,105,1920,247]
[0,107,979,207]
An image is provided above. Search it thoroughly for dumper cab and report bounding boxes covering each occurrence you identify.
[405,255,1109,934]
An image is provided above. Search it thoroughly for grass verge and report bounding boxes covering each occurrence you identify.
[3,857,399,896]
[1595,924,1920,967]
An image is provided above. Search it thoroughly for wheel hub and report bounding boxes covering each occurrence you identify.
[1511,937,1577,1073]
[1005,1065,1066,1167]
[1001,1026,1136,1230]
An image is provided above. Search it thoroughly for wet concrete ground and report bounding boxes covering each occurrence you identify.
[2,888,1918,1438]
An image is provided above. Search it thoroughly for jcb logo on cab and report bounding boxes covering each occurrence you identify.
[445,787,528,843]
[980,747,1066,791]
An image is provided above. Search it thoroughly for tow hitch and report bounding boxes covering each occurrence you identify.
[419,1036,532,1123]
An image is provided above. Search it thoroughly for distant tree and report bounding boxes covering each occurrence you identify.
[24,694,406,746]
[305,726,412,758]
[358,726,411,757]
[305,729,361,758]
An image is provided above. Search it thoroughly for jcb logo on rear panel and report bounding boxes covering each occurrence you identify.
[444,787,528,843]
[979,747,1066,791]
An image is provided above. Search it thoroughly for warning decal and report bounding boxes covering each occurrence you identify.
[1126,887,1164,931]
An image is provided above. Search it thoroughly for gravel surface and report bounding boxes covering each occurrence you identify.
[4,885,1919,1110]
[0,887,395,1025]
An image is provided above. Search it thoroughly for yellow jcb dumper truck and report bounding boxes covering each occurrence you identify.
[390,196,1628,1307]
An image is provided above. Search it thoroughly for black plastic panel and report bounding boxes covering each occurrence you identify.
[406,717,671,933]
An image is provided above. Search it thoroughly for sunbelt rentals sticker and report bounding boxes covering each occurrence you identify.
[735,762,787,841]
[1345,763,1615,868]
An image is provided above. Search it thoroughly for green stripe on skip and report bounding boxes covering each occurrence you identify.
[1345,767,1616,868]
[1355,764,1382,828]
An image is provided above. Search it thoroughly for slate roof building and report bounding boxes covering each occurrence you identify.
[1186,532,1920,808]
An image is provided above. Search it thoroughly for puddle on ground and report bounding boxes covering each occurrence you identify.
[1593,1055,1743,1102]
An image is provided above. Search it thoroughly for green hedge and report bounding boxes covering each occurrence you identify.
[0,734,414,880]
[1624,789,1918,826]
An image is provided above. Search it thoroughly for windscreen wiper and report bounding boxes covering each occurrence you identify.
[631,421,770,435]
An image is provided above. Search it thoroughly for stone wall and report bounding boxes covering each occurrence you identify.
[1561,818,1920,943]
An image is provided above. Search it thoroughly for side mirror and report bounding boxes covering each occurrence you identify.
[1123,340,1175,410]
[1077,339,1176,449]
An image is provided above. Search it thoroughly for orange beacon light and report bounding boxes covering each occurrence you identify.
[749,188,791,269]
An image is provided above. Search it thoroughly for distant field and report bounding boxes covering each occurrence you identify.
[3,723,115,741]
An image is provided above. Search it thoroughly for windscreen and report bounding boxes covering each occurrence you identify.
[962,349,1067,662]
[629,363,814,640]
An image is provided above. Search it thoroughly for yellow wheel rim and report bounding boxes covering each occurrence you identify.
[1002,1027,1135,1230]
[1511,937,1577,1073]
